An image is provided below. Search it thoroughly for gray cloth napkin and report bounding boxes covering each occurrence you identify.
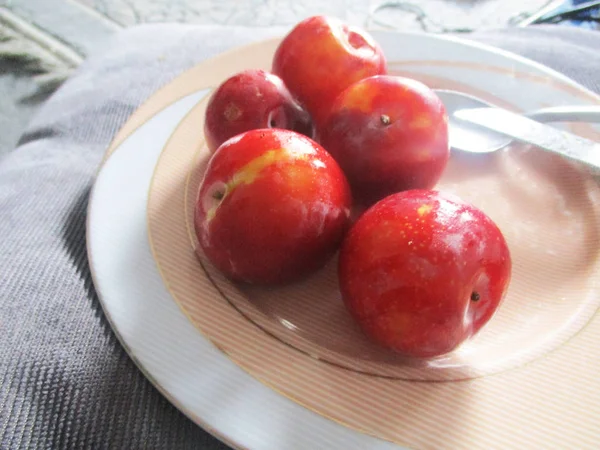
[1,23,599,450]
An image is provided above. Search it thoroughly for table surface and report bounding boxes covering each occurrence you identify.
[74,0,554,31]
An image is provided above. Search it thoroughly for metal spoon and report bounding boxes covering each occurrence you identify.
[433,89,600,154]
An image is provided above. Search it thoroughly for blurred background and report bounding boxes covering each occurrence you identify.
[0,0,598,155]
[68,0,565,30]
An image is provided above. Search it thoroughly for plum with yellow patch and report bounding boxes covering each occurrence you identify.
[204,69,312,153]
[318,75,450,206]
[195,128,352,285]
[272,15,387,128]
[338,189,511,359]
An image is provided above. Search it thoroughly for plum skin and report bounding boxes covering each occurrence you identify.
[272,15,387,127]
[318,75,450,206]
[338,189,512,359]
[195,128,353,285]
[204,69,312,153]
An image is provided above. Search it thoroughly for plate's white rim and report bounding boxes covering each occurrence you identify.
[87,31,600,450]
[383,30,600,103]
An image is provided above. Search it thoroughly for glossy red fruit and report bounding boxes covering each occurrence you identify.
[272,15,387,127]
[339,190,511,359]
[204,69,312,153]
[318,75,450,206]
[195,128,352,285]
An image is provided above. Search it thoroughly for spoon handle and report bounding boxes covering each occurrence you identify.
[455,107,600,171]
[526,106,600,124]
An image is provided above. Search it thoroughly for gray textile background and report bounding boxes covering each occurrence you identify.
[1,24,599,450]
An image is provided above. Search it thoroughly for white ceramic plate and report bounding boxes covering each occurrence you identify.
[87,31,600,449]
